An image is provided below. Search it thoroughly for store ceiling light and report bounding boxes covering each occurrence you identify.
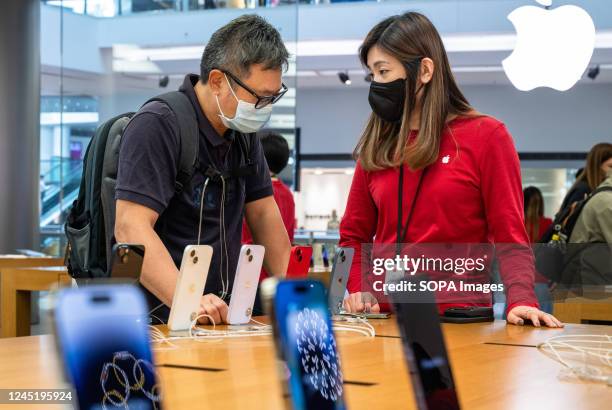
[338,72,351,85]
[587,65,600,80]
[158,75,170,88]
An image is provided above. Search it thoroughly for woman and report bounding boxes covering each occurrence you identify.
[523,187,552,243]
[559,143,612,211]
[339,12,562,327]
[523,186,553,313]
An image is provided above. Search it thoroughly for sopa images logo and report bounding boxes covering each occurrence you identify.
[502,0,596,91]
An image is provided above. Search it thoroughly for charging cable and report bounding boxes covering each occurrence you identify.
[332,316,376,337]
[538,334,612,386]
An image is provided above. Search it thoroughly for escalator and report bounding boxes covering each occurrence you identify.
[40,158,83,228]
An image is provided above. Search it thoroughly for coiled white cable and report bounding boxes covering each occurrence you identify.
[249,317,271,328]
[149,325,179,351]
[537,334,612,385]
[332,316,376,337]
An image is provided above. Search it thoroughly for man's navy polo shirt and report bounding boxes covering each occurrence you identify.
[116,74,273,320]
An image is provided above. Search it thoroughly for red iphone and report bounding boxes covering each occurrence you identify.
[286,246,312,278]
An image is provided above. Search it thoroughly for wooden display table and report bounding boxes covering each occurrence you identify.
[0,266,71,338]
[0,319,609,409]
[554,296,612,325]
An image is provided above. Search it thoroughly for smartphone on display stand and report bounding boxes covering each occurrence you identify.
[389,275,461,410]
[53,285,162,410]
[109,243,145,283]
[226,244,265,325]
[327,247,354,315]
[286,246,313,278]
[167,245,213,334]
[273,280,346,410]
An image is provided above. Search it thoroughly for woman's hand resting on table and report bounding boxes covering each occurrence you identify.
[343,292,564,328]
[507,306,564,328]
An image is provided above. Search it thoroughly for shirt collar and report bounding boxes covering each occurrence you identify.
[179,74,234,147]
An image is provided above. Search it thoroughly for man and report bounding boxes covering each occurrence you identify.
[114,15,291,324]
[242,131,296,281]
[571,170,612,244]
[560,170,612,295]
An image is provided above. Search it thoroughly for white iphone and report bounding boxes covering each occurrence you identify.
[168,245,213,332]
[226,245,265,325]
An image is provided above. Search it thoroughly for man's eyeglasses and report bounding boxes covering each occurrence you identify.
[220,69,288,109]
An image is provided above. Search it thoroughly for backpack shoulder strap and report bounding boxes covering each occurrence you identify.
[144,91,199,193]
[557,186,612,238]
[591,186,612,196]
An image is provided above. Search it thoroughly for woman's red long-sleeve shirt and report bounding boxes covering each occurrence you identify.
[339,115,538,313]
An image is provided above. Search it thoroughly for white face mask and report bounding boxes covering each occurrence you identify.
[215,74,273,133]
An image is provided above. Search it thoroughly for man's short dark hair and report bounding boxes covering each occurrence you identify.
[200,14,290,83]
[260,132,290,175]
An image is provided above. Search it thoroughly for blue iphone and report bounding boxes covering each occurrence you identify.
[274,280,346,410]
[327,247,354,315]
[53,285,161,410]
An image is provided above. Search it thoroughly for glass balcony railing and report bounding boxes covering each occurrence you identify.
[41,0,374,18]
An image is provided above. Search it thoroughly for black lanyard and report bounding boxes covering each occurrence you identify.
[396,165,427,256]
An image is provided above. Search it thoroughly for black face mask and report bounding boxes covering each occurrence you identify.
[368,78,406,123]
[368,58,422,123]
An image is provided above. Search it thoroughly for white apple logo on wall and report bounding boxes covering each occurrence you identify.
[503,0,595,91]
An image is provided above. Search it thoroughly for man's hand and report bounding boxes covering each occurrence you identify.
[197,294,229,325]
[343,292,380,314]
[507,306,564,328]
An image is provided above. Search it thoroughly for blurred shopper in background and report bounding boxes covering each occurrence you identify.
[524,186,552,243]
[570,169,612,244]
[558,169,612,296]
[327,209,341,232]
[523,186,553,313]
[559,143,612,211]
[339,12,562,327]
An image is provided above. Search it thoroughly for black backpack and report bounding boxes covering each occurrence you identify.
[534,186,612,282]
[64,92,198,279]
[64,91,254,279]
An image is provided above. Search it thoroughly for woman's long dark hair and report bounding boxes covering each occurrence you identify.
[524,186,544,241]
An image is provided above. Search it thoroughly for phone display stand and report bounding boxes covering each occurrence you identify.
[338,312,391,320]
[168,329,191,337]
